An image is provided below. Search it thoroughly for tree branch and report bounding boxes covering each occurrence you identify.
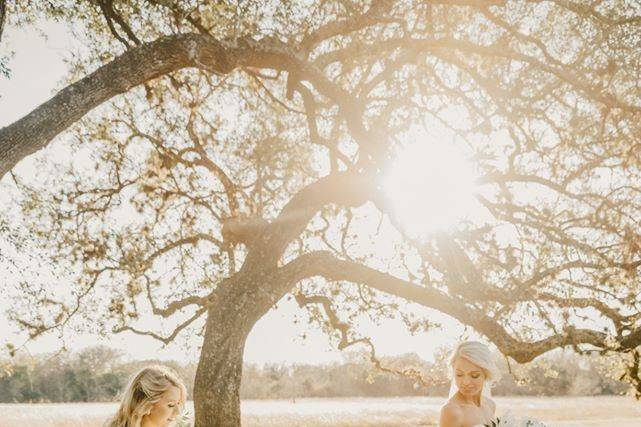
[0,32,349,179]
[299,0,396,54]
[143,276,209,318]
[144,233,223,268]
[97,0,141,48]
[257,170,373,264]
[113,307,207,345]
[294,290,430,386]
[279,251,638,363]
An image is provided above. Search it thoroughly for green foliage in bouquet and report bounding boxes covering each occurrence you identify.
[485,418,503,427]
[484,415,547,427]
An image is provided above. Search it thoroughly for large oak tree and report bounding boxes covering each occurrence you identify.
[2,1,641,425]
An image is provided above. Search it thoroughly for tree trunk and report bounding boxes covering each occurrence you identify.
[0,1,6,43]
[193,281,273,427]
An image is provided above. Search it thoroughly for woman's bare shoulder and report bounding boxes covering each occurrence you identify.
[440,401,464,426]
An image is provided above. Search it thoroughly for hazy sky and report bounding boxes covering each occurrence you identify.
[0,20,469,365]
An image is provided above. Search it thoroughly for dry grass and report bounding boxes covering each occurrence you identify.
[1,396,640,427]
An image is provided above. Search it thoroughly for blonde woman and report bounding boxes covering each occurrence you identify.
[106,365,187,427]
[439,341,501,427]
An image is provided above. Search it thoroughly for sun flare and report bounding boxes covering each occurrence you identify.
[382,126,480,237]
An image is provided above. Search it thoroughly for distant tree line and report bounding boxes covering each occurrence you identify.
[0,346,195,403]
[0,346,629,403]
[241,351,630,399]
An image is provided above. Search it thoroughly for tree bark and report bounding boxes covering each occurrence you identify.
[0,34,236,179]
[193,309,246,426]
[0,1,6,43]
[193,276,278,427]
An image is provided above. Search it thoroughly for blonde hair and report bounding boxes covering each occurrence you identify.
[449,341,501,385]
[105,365,187,427]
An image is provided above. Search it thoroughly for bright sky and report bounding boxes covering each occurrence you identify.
[0,21,473,365]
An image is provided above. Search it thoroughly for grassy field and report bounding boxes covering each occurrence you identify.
[1,396,640,427]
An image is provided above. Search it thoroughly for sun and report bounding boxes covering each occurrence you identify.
[382,125,480,237]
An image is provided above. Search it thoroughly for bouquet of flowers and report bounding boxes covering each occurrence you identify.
[484,412,547,426]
